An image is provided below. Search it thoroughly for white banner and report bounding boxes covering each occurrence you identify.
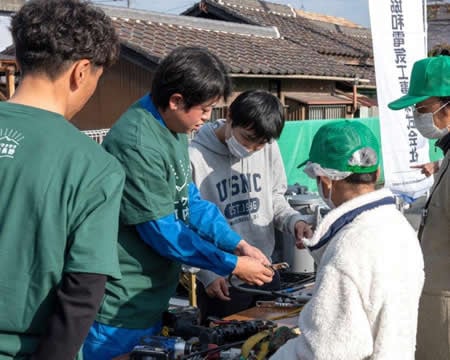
[369,0,433,200]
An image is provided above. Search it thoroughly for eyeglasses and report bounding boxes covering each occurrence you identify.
[411,101,440,112]
[412,101,449,114]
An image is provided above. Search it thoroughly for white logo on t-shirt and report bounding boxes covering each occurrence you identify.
[0,128,24,159]
[171,159,190,192]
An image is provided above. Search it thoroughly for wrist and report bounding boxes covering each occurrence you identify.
[235,239,248,253]
[232,257,243,275]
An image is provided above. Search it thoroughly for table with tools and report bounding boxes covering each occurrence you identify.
[114,269,314,359]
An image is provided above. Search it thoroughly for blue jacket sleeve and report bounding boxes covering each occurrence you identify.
[136,214,238,276]
[187,182,241,252]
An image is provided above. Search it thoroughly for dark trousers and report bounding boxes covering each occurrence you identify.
[196,272,281,324]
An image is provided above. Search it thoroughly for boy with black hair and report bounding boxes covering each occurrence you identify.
[0,1,124,359]
[83,48,274,360]
[189,89,313,321]
[270,120,424,359]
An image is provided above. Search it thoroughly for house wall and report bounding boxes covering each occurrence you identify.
[72,57,154,130]
[231,77,334,102]
[283,80,349,120]
[74,59,342,130]
[231,77,338,121]
[281,78,334,95]
[230,78,273,101]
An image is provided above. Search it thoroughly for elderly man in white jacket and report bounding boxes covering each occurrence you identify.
[271,120,424,360]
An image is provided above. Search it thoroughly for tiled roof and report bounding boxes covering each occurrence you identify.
[295,9,363,28]
[103,6,367,80]
[187,0,373,58]
[182,0,375,84]
[0,54,14,60]
[105,6,278,38]
[198,0,296,17]
[427,3,450,52]
[428,20,450,51]
[0,0,24,12]
[428,2,450,20]
[0,45,14,56]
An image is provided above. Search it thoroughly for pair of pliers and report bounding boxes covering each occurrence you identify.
[265,262,290,272]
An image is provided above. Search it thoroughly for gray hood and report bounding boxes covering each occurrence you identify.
[191,119,233,157]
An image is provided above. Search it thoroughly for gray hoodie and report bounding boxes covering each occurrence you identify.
[189,119,304,287]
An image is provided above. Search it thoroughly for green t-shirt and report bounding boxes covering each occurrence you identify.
[0,102,124,358]
[97,100,190,328]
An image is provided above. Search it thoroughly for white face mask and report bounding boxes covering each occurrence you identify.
[413,102,450,139]
[225,132,252,158]
[317,178,335,209]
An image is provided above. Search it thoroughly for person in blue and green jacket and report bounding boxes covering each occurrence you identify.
[83,47,275,360]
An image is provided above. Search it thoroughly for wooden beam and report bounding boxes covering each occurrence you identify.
[6,67,15,98]
[0,60,18,99]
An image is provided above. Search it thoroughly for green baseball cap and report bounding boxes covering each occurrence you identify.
[388,55,450,110]
[299,120,380,174]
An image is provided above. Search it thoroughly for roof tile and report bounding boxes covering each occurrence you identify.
[103,1,374,83]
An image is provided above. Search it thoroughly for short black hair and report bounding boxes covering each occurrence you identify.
[151,47,232,110]
[11,0,120,79]
[229,89,285,142]
[344,171,378,185]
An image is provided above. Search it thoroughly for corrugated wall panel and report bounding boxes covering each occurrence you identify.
[72,58,154,130]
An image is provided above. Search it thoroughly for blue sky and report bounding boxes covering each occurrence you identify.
[94,0,371,27]
[0,16,10,51]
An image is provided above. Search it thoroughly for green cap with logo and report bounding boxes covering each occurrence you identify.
[388,55,450,110]
[300,120,380,175]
